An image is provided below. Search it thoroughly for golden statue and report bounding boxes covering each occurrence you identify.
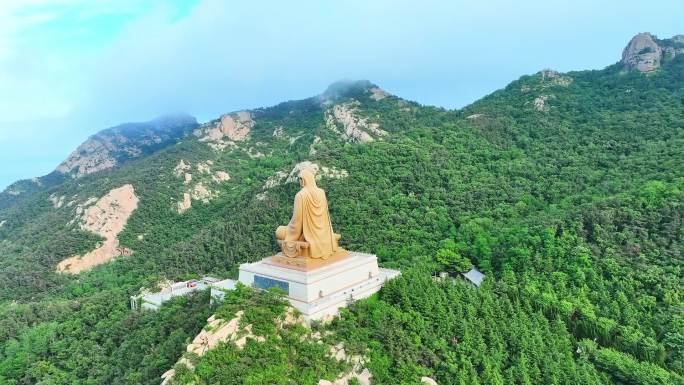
[274,168,348,269]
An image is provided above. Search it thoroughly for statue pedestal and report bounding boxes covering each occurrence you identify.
[269,250,350,271]
[238,252,400,321]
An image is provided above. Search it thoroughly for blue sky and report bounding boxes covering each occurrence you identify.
[1,0,682,190]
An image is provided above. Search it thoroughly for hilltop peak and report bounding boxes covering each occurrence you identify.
[319,80,390,103]
[621,32,684,72]
[322,80,375,97]
[149,113,197,128]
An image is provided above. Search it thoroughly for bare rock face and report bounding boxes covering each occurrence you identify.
[196,162,211,174]
[48,194,65,208]
[272,125,285,138]
[309,136,322,155]
[620,33,684,72]
[57,115,196,178]
[540,69,572,86]
[176,183,217,214]
[622,33,663,72]
[261,161,347,189]
[325,103,387,143]
[212,171,230,183]
[194,111,254,150]
[191,182,213,202]
[56,137,119,177]
[161,308,305,385]
[173,159,191,177]
[57,184,139,273]
[173,159,229,213]
[219,111,253,141]
[258,161,348,201]
[533,95,549,111]
[177,193,192,214]
[540,69,561,79]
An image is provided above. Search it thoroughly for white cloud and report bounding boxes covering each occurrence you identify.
[0,0,161,122]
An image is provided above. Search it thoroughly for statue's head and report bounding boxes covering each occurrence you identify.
[299,168,317,188]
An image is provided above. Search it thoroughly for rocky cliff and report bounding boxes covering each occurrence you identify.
[621,32,684,72]
[56,114,198,178]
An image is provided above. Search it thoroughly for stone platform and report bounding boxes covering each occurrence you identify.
[238,252,400,320]
[270,250,349,271]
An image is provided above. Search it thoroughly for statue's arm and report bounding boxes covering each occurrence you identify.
[285,192,304,241]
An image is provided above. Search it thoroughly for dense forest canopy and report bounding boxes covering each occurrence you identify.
[0,37,682,385]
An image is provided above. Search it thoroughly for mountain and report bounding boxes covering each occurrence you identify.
[0,33,683,385]
[55,114,198,178]
[0,114,198,210]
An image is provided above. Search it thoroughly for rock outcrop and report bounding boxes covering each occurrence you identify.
[194,111,254,150]
[272,125,285,138]
[212,171,231,183]
[325,103,387,143]
[48,194,65,208]
[173,159,191,177]
[161,308,305,385]
[258,161,348,200]
[190,183,213,203]
[57,184,139,273]
[622,33,662,72]
[319,342,372,385]
[621,32,684,72]
[533,95,549,111]
[173,160,229,213]
[56,137,119,177]
[177,193,192,214]
[57,115,196,177]
[161,307,372,385]
[220,112,254,141]
[540,69,573,86]
[309,136,322,155]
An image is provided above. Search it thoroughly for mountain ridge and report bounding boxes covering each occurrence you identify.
[3,31,680,200]
[0,32,682,385]
[55,113,198,177]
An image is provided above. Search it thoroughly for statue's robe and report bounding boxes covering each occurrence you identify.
[284,170,339,259]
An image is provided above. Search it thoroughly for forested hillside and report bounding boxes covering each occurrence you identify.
[0,35,682,385]
[0,114,197,211]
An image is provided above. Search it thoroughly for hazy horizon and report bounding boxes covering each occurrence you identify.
[1,0,683,190]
